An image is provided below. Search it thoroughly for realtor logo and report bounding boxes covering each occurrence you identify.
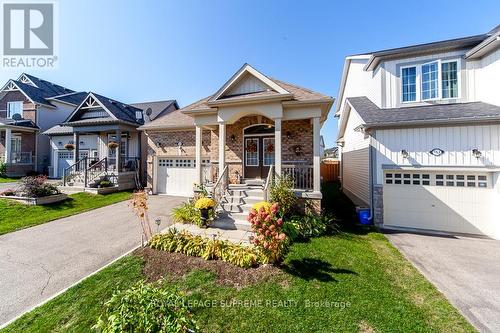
[1,0,58,68]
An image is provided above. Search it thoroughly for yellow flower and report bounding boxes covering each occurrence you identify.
[252,201,271,213]
[195,197,215,209]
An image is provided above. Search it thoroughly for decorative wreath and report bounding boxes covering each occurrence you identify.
[108,141,119,149]
[64,143,75,151]
[265,142,274,153]
[246,140,257,153]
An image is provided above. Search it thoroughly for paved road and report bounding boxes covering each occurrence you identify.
[0,195,185,326]
[386,232,500,333]
[0,182,19,191]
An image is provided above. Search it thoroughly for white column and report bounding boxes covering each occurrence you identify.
[116,130,122,172]
[218,122,226,179]
[195,125,202,184]
[73,132,80,167]
[312,117,321,192]
[274,118,282,177]
[4,128,12,163]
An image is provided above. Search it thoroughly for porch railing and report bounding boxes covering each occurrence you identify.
[86,157,109,187]
[263,165,275,201]
[282,164,313,190]
[63,157,88,186]
[8,152,33,164]
[212,164,228,210]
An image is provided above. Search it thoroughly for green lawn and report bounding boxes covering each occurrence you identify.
[0,191,133,235]
[0,176,19,183]
[1,183,475,332]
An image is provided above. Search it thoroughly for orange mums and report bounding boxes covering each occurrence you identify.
[248,202,288,263]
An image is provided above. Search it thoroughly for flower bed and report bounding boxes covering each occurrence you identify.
[0,175,67,205]
[149,229,265,268]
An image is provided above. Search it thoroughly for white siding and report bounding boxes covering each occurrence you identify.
[373,124,500,185]
[341,109,370,205]
[467,48,500,106]
[225,73,269,96]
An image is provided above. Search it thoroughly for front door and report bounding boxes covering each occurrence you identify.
[244,136,275,179]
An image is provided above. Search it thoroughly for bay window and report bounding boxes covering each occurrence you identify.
[400,59,459,103]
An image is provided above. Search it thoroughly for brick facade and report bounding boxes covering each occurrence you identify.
[0,91,37,121]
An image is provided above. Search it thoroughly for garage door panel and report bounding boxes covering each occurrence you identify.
[383,171,494,236]
[157,158,199,197]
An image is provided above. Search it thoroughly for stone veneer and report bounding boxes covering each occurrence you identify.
[373,185,384,225]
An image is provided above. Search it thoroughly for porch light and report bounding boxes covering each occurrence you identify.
[472,148,482,159]
[230,134,236,143]
[177,141,183,147]
[401,150,409,159]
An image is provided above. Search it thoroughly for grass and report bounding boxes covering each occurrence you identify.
[0,176,19,183]
[0,191,133,235]
[1,183,475,332]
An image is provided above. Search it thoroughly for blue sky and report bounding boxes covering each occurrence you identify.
[1,0,499,147]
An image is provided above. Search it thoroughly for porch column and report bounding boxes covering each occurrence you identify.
[312,117,321,192]
[274,118,282,177]
[116,129,122,172]
[195,125,202,185]
[218,122,226,180]
[4,128,12,163]
[73,132,80,169]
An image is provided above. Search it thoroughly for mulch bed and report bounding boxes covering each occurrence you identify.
[133,247,283,288]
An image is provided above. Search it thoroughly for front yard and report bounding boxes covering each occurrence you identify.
[0,191,133,235]
[1,183,474,332]
[0,177,19,183]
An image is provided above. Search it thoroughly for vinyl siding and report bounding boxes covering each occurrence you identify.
[467,48,500,106]
[341,109,370,206]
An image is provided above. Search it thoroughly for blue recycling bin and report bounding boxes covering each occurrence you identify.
[356,208,372,225]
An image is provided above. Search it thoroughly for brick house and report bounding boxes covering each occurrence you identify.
[140,64,333,216]
[0,74,82,176]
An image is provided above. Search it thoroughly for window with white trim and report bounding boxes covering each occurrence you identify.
[7,101,23,118]
[245,138,259,166]
[400,59,459,103]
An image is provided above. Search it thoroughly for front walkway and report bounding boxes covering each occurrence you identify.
[0,195,185,326]
[386,231,500,333]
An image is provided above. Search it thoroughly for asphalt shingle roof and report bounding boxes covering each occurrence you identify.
[49,92,88,106]
[130,100,178,122]
[347,97,500,128]
[0,117,39,129]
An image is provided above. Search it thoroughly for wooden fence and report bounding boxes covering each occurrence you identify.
[321,161,340,182]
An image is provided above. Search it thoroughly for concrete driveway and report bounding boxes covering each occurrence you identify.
[0,195,185,326]
[386,232,500,333]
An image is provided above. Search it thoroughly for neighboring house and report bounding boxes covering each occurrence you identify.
[0,73,82,176]
[43,97,178,181]
[140,63,333,212]
[43,94,178,188]
[323,147,338,159]
[336,25,500,239]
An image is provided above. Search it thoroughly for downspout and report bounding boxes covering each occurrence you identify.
[367,129,376,222]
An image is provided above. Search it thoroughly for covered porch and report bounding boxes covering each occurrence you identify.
[0,125,37,177]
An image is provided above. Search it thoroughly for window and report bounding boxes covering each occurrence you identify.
[263,138,275,166]
[442,61,458,98]
[384,172,489,188]
[7,101,23,118]
[400,59,460,102]
[245,138,258,166]
[421,62,438,100]
[401,67,417,102]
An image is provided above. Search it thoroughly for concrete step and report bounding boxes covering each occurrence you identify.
[227,188,264,197]
[212,217,252,231]
[220,202,255,213]
[243,179,265,186]
[222,195,263,205]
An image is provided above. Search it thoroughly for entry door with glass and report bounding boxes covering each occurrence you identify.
[244,136,275,178]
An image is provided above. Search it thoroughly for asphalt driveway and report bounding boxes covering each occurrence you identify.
[386,232,500,333]
[0,195,185,326]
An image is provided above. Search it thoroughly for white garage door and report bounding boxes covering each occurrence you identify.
[57,150,89,178]
[157,158,198,197]
[383,170,494,235]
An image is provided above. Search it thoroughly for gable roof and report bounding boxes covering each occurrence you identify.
[344,96,500,130]
[65,92,144,126]
[130,100,179,122]
[47,91,88,106]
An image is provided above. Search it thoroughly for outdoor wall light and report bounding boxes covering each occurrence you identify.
[230,134,236,143]
[401,149,409,159]
[156,141,163,148]
[58,141,63,146]
[472,148,482,159]
[177,141,183,147]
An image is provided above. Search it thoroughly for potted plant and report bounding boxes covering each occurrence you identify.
[108,141,119,150]
[64,143,75,151]
[194,197,215,228]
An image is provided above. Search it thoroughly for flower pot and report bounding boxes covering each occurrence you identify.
[200,207,211,228]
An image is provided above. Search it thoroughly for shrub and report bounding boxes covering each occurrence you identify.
[0,161,6,176]
[130,191,153,241]
[269,175,297,217]
[98,180,112,188]
[18,175,59,198]
[194,197,215,210]
[283,214,339,240]
[150,229,263,268]
[172,200,215,227]
[94,281,197,333]
[248,202,288,263]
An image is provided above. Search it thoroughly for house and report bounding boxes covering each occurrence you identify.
[140,63,333,216]
[0,74,83,176]
[43,93,178,189]
[336,25,500,239]
[323,147,338,159]
[43,96,178,181]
